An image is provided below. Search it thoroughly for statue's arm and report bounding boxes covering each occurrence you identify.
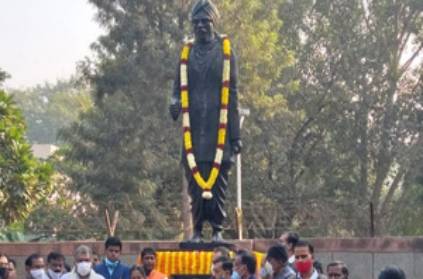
[169,62,181,121]
[229,50,242,154]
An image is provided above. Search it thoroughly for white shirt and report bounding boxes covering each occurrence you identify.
[310,270,319,279]
[297,269,319,279]
[288,255,295,264]
[61,270,105,279]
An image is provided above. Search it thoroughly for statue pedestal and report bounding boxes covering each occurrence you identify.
[179,241,235,251]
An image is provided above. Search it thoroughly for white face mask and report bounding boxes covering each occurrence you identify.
[260,261,273,278]
[30,269,47,279]
[76,262,92,277]
[47,269,63,279]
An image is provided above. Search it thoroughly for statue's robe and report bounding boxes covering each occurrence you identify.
[172,35,240,234]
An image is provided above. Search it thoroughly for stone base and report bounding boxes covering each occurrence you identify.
[179,241,235,251]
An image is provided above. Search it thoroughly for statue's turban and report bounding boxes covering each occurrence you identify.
[191,0,220,23]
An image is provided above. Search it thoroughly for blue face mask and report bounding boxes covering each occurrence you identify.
[105,258,119,267]
[231,271,240,279]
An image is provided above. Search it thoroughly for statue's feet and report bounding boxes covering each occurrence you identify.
[190,231,203,243]
[211,231,224,242]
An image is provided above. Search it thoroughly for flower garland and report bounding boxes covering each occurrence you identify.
[180,36,231,200]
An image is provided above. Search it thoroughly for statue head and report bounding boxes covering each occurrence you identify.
[191,0,220,44]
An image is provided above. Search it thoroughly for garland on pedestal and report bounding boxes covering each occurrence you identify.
[180,36,231,200]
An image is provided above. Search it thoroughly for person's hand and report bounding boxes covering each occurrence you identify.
[169,102,181,121]
[231,139,242,154]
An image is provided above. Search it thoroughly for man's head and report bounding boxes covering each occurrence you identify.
[191,0,219,43]
[378,266,406,279]
[213,246,230,262]
[105,236,122,262]
[294,240,314,276]
[0,255,8,269]
[141,247,157,273]
[212,256,230,279]
[130,265,146,279]
[74,245,93,277]
[25,254,45,279]
[266,245,289,274]
[279,232,299,257]
[234,253,256,279]
[221,261,233,279]
[327,261,349,279]
[47,252,65,275]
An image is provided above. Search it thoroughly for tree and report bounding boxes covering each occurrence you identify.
[0,68,9,86]
[278,0,423,236]
[0,90,53,225]
[10,79,93,144]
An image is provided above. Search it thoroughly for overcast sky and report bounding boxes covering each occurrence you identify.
[0,0,102,89]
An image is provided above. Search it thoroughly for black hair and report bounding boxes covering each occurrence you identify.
[294,240,314,255]
[25,254,43,268]
[286,232,300,246]
[213,256,229,264]
[240,254,256,275]
[327,261,349,278]
[378,266,406,279]
[266,245,288,264]
[130,265,146,277]
[105,236,122,250]
[313,260,323,274]
[222,261,233,275]
[141,247,156,259]
[47,252,65,263]
[236,249,249,256]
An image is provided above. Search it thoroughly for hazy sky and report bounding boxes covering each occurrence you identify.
[0,0,102,89]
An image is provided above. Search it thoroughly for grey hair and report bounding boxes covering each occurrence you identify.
[74,245,92,258]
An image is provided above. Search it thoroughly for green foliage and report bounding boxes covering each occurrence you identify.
[0,90,53,225]
[278,0,423,236]
[0,68,10,86]
[10,80,93,144]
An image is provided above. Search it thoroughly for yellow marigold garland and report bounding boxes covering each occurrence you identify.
[180,36,231,200]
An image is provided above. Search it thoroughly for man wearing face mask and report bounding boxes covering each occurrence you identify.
[170,0,241,243]
[94,237,130,279]
[46,252,66,279]
[61,245,104,279]
[294,241,327,279]
[25,254,48,279]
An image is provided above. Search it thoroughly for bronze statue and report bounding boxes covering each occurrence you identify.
[170,0,241,242]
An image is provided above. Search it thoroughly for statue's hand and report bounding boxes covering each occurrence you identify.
[231,139,242,154]
[169,102,181,121]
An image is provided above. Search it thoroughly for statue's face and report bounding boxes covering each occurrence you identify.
[192,11,215,43]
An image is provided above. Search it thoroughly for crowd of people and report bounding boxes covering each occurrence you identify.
[0,234,407,279]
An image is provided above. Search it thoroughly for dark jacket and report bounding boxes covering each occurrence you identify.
[172,35,240,163]
[94,260,130,279]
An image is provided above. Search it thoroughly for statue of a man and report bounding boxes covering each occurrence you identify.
[169,0,242,242]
